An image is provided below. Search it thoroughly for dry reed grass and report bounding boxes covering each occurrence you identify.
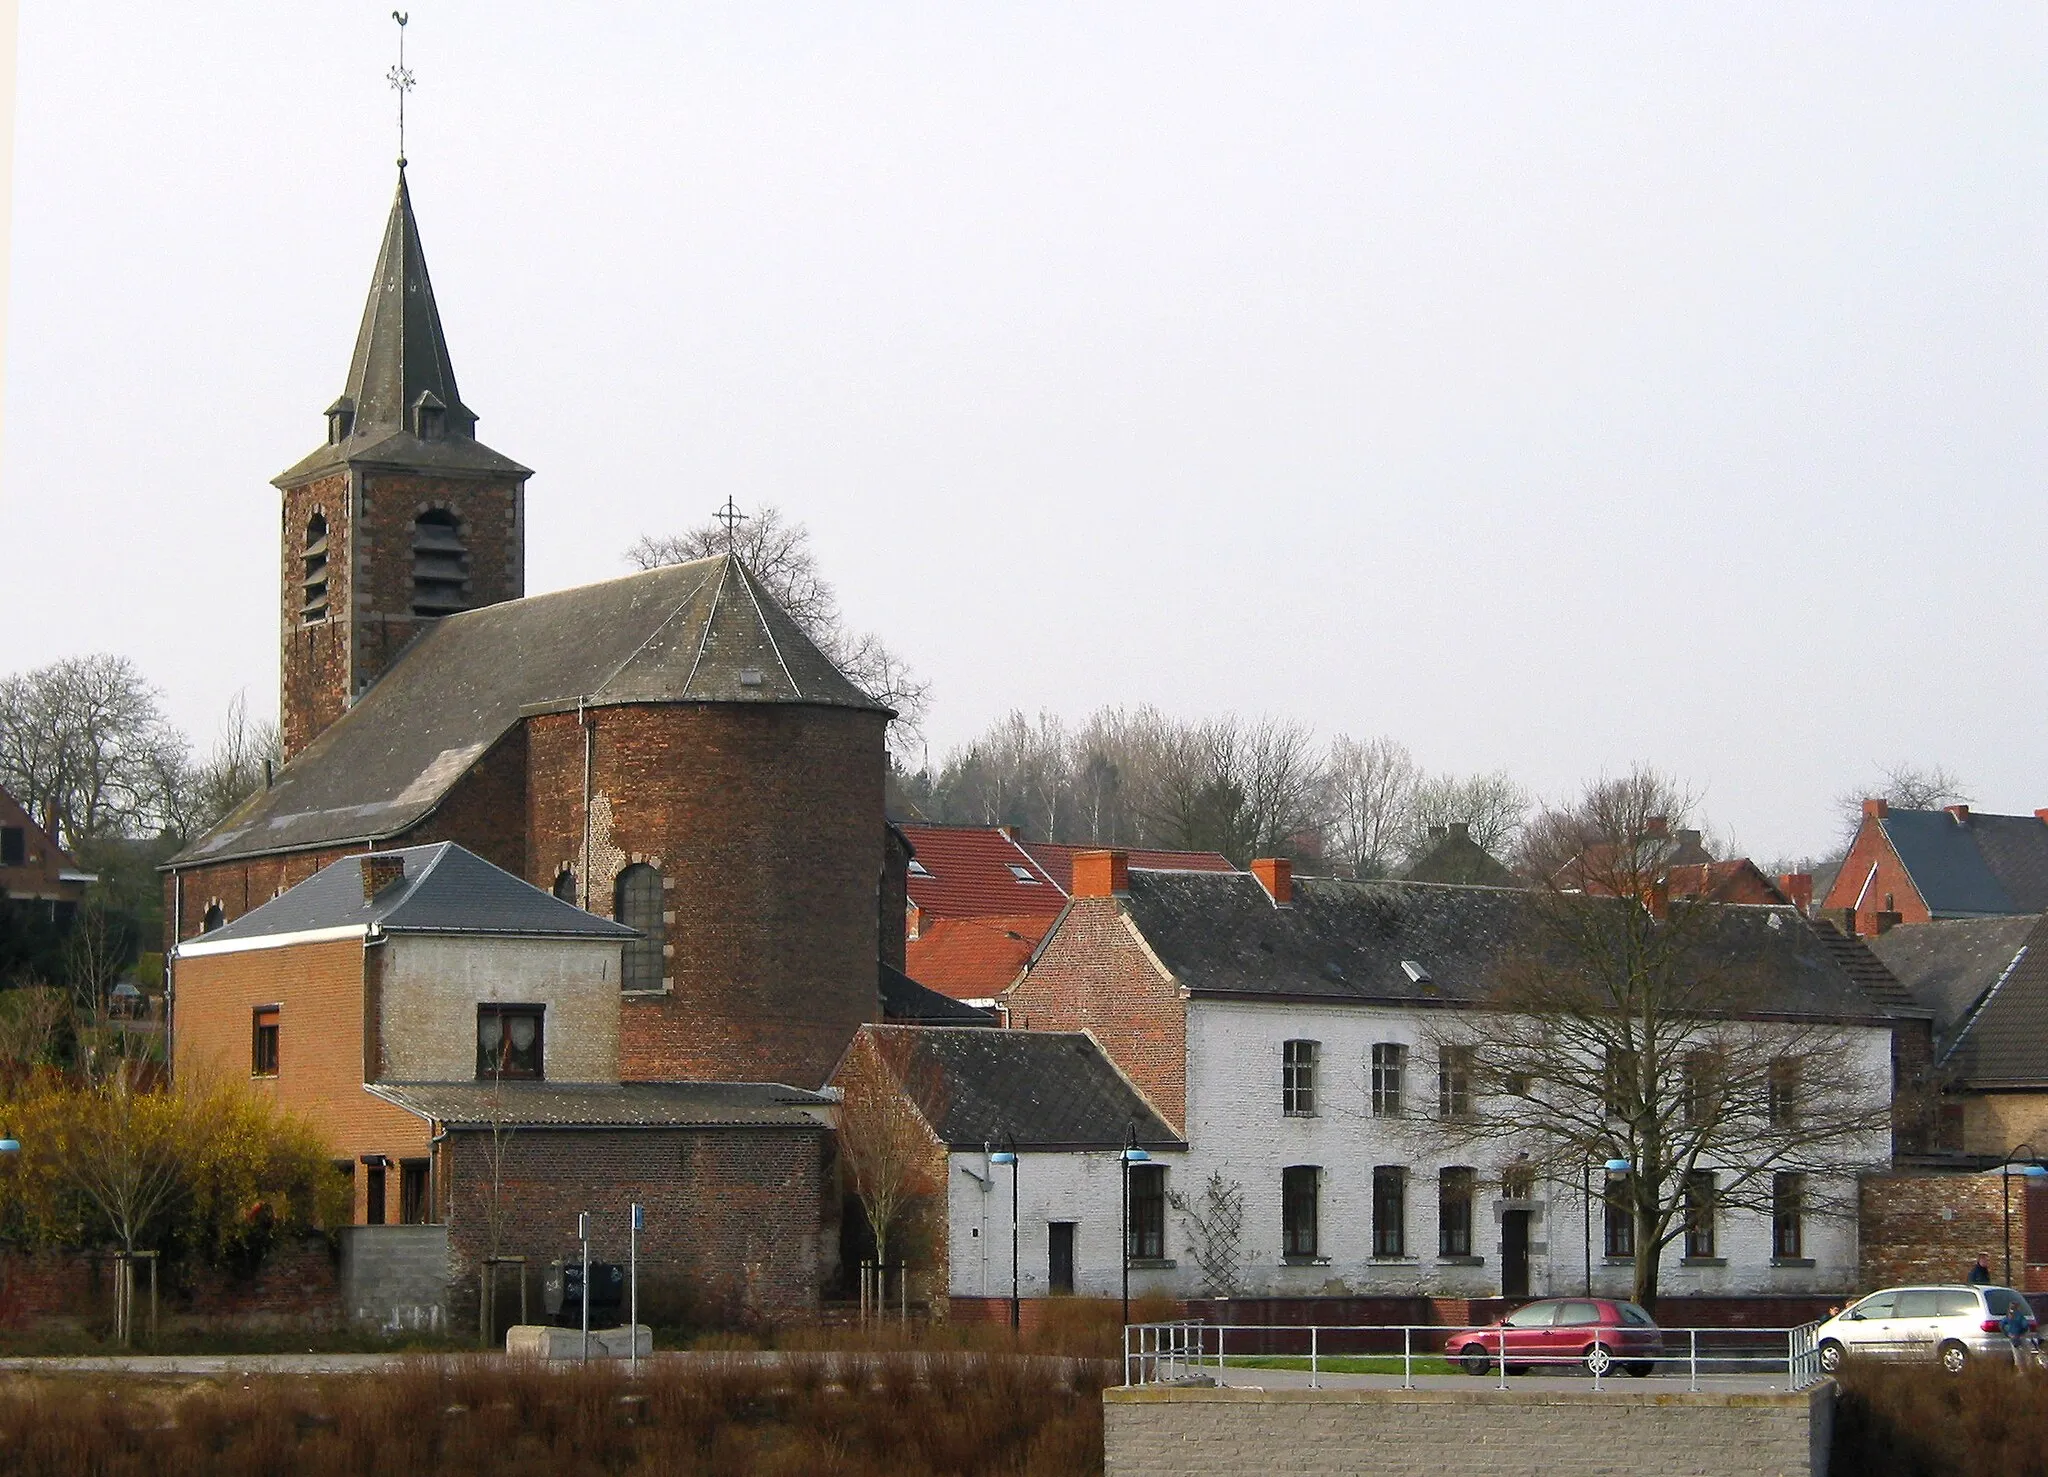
[0,1350,1106,1476]
[1835,1359,2048,1477]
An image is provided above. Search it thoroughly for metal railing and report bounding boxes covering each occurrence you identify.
[1125,1320,1831,1392]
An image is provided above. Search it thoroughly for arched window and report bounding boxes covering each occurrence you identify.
[614,864,665,992]
[202,903,226,933]
[301,513,330,623]
[552,868,578,905]
[410,509,469,618]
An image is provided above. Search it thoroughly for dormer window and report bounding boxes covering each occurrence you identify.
[412,390,447,442]
[325,396,354,445]
[301,513,330,623]
[410,509,469,617]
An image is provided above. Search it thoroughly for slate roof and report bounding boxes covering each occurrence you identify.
[1936,915,2048,1088]
[905,915,1049,1001]
[173,555,886,866]
[1402,826,1519,888]
[1874,809,2048,917]
[367,1079,832,1129]
[863,1025,1181,1151]
[278,170,526,486]
[1807,925,1923,1018]
[1866,914,2040,1040]
[1022,841,1234,892]
[879,961,997,1026]
[1114,872,1899,1021]
[897,825,1065,921]
[174,843,635,954]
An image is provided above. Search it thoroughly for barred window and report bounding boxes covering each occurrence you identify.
[1371,1043,1406,1118]
[1438,1046,1473,1119]
[410,509,469,618]
[1439,1167,1475,1257]
[1282,1040,1318,1117]
[615,864,666,991]
[1128,1164,1166,1260]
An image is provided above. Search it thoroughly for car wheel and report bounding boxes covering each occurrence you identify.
[1459,1344,1491,1377]
[1625,1361,1654,1378]
[1583,1343,1615,1377]
[1939,1341,1969,1375]
[1817,1340,1845,1375]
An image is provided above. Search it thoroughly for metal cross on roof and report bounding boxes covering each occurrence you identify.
[388,11,415,169]
[714,497,749,551]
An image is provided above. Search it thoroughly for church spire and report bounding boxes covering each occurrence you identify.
[342,169,475,443]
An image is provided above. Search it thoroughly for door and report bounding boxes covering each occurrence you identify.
[1048,1222,1076,1295]
[1891,1289,1941,1361]
[1501,1210,1530,1297]
[1840,1290,1896,1359]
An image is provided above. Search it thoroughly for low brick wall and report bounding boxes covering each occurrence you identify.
[1104,1384,1833,1477]
[0,1239,343,1333]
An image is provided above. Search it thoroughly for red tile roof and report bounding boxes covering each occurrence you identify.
[905,915,1052,1001]
[1022,841,1234,893]
[1664,860,1792,906]
[897,824,1064,922]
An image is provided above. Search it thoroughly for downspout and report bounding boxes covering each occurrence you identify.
[167,867,180,1075]
[427,1122,449,1225]
[580,698,594,910]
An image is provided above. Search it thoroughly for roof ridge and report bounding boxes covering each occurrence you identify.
[1941,943,2031,1067]
[730,557,803,700]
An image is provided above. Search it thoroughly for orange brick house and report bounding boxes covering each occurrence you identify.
[1824,800,2048,938]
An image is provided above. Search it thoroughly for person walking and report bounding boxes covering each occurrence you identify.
[2000,1298,2034,1368]
[1969,1255,1992,1285]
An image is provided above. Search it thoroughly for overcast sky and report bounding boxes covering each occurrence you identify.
[1,4,2042,861]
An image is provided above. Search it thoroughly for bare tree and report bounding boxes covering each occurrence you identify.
[1326,735,1418,877]
[64,896,131,1069]
[834,1031,946,1272]
[177,691,282,839]
[0,984,69,1078]
[627,505,931,760]
[1425,770,1892,1311]
[1402,769,1529,865]
[0,655,188,846]
[1832,762,1971,846]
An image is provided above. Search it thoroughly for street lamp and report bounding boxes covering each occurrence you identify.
[1583,1156,1632,1296]
[989,1134,1020,1335]
[1997,1144,2048,1287]
[1121,1124,1150,1327]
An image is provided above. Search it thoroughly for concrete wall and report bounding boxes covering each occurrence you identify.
[949,1146,1189,1301]
[1104,1384,1833,1477]
[338,1224,449,1334]
[376,933,622,1084]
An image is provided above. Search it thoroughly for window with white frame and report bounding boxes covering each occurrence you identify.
[1282,1040,1318,1117]
[1370,1043,1405,1117]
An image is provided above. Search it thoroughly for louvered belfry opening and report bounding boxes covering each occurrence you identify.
[301,514,330,623]
[410,508,470,617]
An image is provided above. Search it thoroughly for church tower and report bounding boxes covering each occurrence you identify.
[274,168,529,761]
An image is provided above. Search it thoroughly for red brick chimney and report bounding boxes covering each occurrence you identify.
[1945,804,1971,825]
[1872,909,1902,935]
[1777,873,1814,914]
[1644,816,1670,840]
[1251,857,1293,907]
[1071,850,1129,898]
[361,854,406,901]
[1644,877,1670,920]
[2034,809,2048,826]
[1862,798,1889,820]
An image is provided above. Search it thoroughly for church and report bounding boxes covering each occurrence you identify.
[165,167,896,1093]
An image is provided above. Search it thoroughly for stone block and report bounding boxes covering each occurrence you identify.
[505,1323,652,1360]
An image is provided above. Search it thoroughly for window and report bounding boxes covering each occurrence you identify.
[1282,1166,1320,1258]
[399,1160,430,1224]
[476,1005,544,1080]
[1502,1163,1535,1201]
[410,509,469,617]
[0,827,23,866]
[1439,1167,1474,1257]
[907,859,932,878]
[1555,1300,1602,1327]
[1768,1061,1801,1129]
[1128,1164,1166,1260]
[251,1007,279,1077]
[1282,1040,1318,1117]
[1603,1047,1638,1119]
[1683,1171,1717,1258]
[365,1161,386,1225]
[1373,1166,1407,1258]
[1006,865,1040,883]
[615,863,666,991]
[1438,1046,1473,1119]
[1936,1101,1966,1154]
[1604,1174,1634,1258]
[301,513,330,623]
[1504,1302,1558,1328]
[1370,1043,1406,1117]
[551,868,578,905]
[1772,1172,1805,1259]
[1681,1051,1723,1126]
[202,903,226,933]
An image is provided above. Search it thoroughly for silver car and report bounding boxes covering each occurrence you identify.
[1814,1284,2038,1375]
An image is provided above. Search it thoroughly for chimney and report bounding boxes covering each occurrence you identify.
[1644,815,1670,840]
[361,854,406,902]
[1071,850,1129,899]
[1821,906,1857,937]
[1427,824,1447,843]
[1251,857,1293,907]
[1862,798,1888,820]
[1873,909,1902,936]
[1675,828,1702,852]
[1945,804,1971,826]
[2034,809,2048,826]
[1644,877,1670,920]
[1448,821,1470,843]
[1777,872,1814,914]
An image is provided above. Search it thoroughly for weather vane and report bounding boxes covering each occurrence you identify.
[714,497,749,552]
[388,12,415,169]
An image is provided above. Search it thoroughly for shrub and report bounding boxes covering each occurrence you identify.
[1835,1360,2048,1477]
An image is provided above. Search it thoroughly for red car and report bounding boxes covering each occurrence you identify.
[1448,1297,1664,1377]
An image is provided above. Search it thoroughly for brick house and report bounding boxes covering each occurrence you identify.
[174,843,835,1320]
[1824,799,2048,938]
[998,852,1904,1302]
[163,168,894,1093]
[0,783,94,960]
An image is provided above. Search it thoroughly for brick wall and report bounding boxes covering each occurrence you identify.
[1862,1171,2042,1290]
[173,936,429,1225]
[1104,1384,1832,1477]
[0,1239,342,1332]
[525,703,887,1089]
[280,470,355,761]
[1004,897,1188,1132]
[1821,815,1927,935]
[440,1124,831,1330]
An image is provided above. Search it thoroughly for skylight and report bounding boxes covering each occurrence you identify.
[1401,960,1431,984]
[909,860,932,878]
[1007,865,1039,883]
